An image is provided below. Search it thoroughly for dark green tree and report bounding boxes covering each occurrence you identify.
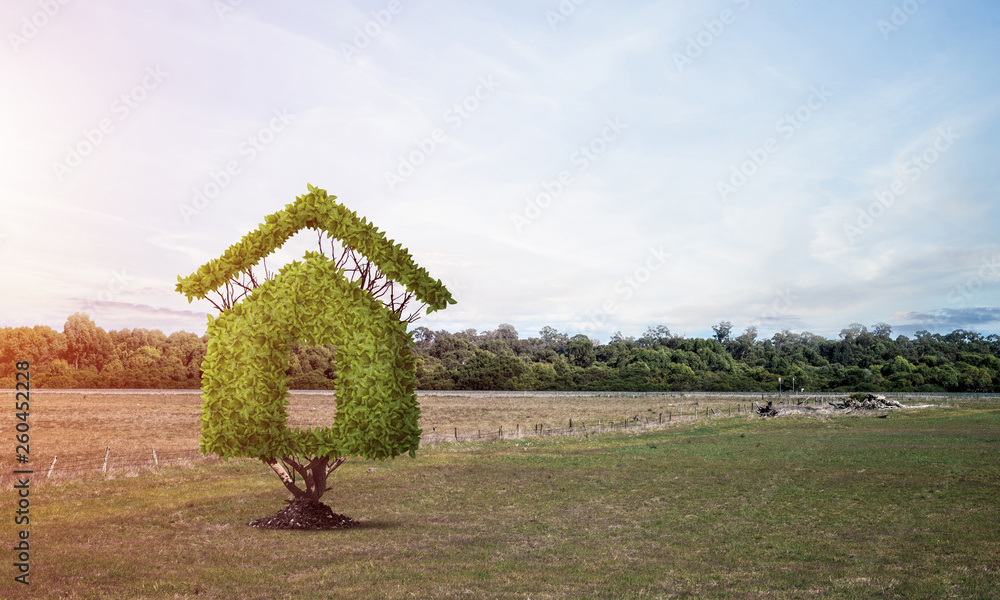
[539,326,569,354]
[712,320,733,344]
[456,351,527,389]
[566,334,596,368]
[63,313,113,372]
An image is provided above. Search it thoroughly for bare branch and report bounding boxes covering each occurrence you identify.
[404,299,424,324]
[335,246,350,270]
[284,456,309,481]
[206,295,226,313]
[325,456,348,477]
[206,233,425,324]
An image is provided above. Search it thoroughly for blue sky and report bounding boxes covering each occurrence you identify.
[1,0,998,342]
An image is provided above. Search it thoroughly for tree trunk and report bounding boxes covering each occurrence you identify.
[265,458,306,499]
[264,455,349,502]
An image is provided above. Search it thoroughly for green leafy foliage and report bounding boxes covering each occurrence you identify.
[176,184,455,314]
[176,186,453,464]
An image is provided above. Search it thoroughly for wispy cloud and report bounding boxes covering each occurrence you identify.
[891,307,1000,336]
[0,0,998,341]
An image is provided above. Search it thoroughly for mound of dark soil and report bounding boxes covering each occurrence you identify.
[248,497,359,530]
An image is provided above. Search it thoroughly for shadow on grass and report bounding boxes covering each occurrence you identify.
[352,519,403,530]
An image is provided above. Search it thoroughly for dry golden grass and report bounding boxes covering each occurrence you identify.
[0,388,933,484]
[1,390,752,482]
[2,391,205,483]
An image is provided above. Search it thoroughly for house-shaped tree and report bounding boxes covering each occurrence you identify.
[176,185,454,506]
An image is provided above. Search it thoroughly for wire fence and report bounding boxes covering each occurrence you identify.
[416,393,1000,443]
[8,394,985,487]
[2,447,223,488]
[417,390,1000,401]
[6,401,755,487]
[24,390,1000,401]
[418,400,761,444]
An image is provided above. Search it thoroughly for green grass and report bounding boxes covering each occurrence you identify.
[5,405,999,599]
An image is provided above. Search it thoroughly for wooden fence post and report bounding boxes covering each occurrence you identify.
[102,447,110,473]
[47,456,57,479]
[455,427,458,441]
[152,446,158,467]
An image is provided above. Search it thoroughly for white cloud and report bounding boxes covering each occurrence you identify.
[0,0,997,341]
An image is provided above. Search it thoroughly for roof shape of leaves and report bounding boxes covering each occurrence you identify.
[175,184,455,313]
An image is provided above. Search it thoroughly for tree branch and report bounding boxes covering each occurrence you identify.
[325,456,348,477]
[284,456,309,482]
[265,458,305,499]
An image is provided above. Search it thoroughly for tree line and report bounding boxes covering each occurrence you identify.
[2,313,998,393]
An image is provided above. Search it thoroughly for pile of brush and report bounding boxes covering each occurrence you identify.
[828,393,902,411]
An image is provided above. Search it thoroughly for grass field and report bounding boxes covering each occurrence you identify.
[2,393,998,598]
[0,390,788,482]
